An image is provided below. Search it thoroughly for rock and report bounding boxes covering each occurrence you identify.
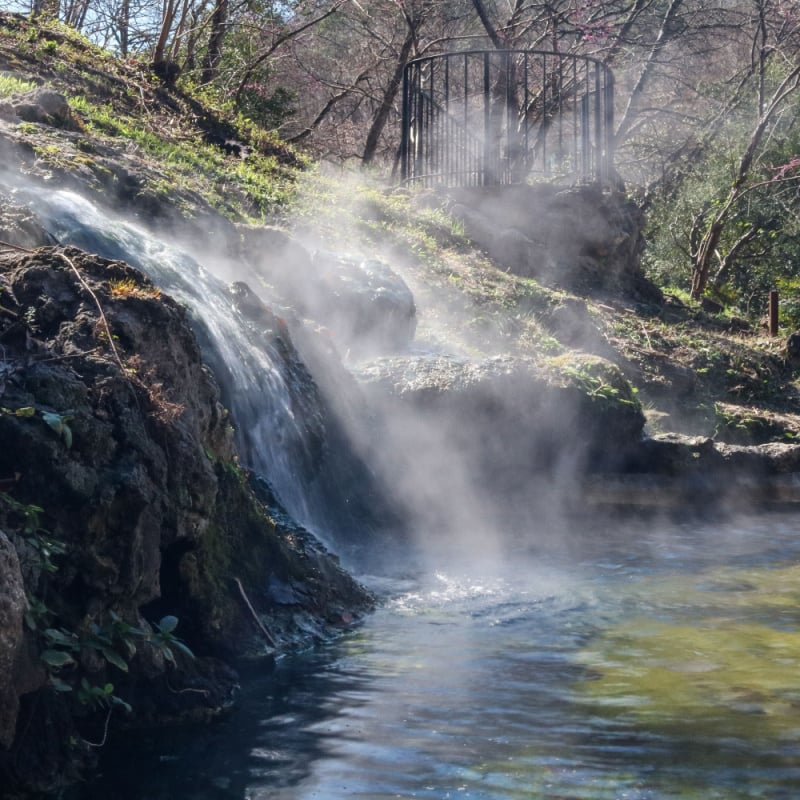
[0,190,59,249]
[444,184,660,302]
[353,353,645,531]
[0,530,25,749]
[237,226,417,356]
[12,89,73,128]
[0,243,373,793]
[786,330,800,361]
[311,252,417,355]
[583,434,800,510]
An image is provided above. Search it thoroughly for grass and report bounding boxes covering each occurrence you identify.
[1,11,302,223]
[0,74,36,97]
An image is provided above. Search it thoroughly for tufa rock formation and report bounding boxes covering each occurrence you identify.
[0,243,372,794]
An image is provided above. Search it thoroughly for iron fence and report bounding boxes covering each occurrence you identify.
[400,50,614,188]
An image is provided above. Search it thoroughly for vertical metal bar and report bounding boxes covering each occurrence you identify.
[428,61,433,183]
[523,53,530,176]
[581,94,590,180]
[414,62,427,183]
[429,58,435,182]
[464,53,473,186]
[505,51,512,183]
[594,62,602,181]
[483,51,491,186]
[401,64,410,183]
[605,68,614,183]
[423,66,430,185]
[572,58,578,178]
[557,57,563,175]
[444,55,450,185]
[542,54,548,175]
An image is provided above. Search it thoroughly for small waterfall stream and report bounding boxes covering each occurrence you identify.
[17,187,322,532]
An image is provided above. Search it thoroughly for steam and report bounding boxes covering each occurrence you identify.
[3,163,617,579]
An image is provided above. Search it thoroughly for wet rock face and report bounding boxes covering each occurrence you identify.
[0,243,373,793]
[0,530,25,749]
[0,247,230,607]
[354,353,645,529]
[0,191,59,249]
[237,226,417,355]
[310,252,417,355]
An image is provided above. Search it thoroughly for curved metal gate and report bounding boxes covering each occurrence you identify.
[400,50,615,188]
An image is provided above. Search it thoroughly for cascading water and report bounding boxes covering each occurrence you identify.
[14,187,322,532]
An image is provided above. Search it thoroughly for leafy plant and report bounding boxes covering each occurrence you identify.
[0,492,65,573]
[41,411,73,448]
[150,615,194,663]
[1,405,74,449]
[77,679,131,714]
[0,74,36,98]
[109,277,161,300]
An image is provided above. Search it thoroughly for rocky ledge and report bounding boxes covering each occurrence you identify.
[0,244,372,795]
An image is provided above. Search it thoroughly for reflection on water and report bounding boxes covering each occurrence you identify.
[68,514,800,799]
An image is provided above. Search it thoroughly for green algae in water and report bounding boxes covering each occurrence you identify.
[576,563,800,741]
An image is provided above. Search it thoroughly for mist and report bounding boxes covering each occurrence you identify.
[2,156,649,584]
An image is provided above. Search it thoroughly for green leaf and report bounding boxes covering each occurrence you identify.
[50,677,73,692]
[100,647,129,672]
[44,628,78,648]
[158,615,179,634]
[41,411,64,433]
[171,640,195,659]
[111,695,132,713]
[41,649,75,668]
[14,406,36,417]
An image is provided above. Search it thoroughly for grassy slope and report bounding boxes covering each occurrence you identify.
[2,11,799,445]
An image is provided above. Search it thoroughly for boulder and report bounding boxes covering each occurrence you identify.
[445,184,660,302]
[353,352,645,532]
[311,251,417,355]
[8,89,73,128]
[584,434,800,510]
[237,226,416,356]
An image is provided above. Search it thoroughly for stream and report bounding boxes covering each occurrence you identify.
[64,512,800,800]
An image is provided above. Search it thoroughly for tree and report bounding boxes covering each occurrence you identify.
[689,0,800,298]
[690,62,800,298]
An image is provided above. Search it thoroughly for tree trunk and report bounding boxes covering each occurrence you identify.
[153,0,179,66]
[614,0,683,144]
[32,0,60,19]
[120,0,130,57]
[201,0,229,85]
[362,27,416,166]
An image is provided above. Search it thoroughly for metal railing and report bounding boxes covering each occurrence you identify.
[400,50,614,188]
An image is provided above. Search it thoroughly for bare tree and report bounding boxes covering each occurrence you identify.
[691,60,800,298]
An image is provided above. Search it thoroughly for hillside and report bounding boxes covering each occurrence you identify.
[2,11,799,451]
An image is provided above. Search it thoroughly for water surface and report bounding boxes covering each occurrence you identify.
[70,514,800,799]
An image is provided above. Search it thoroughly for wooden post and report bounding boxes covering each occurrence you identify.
[769,289,779,337]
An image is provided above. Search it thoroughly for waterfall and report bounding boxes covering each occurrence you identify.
[17,187,323,533]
